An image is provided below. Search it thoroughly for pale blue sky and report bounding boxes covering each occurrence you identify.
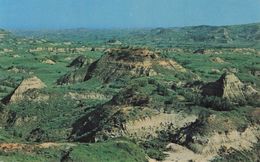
[0,0,260,29]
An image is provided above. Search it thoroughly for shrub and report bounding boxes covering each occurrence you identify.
[181,90,235,111]
[156,84,169,96]
[148,78,157,85]
[141,139,167,161]
[199,96,234,111]
[136,78,148,87]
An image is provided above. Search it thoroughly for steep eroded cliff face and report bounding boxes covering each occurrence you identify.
[166,112,260,162]
[202,72,258,102]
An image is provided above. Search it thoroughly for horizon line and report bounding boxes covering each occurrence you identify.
[2,21,260,31]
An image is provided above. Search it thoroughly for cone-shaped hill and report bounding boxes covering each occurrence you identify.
[2,76,46,104]
[202,72,258,102]
[57,47,188,85]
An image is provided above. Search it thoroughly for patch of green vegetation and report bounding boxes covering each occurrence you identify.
[71,139,147,162]
[0,23,259,162]
[0,151,57,162]
[140,138,168,161]
[4,94,106,142]
[0,139,147,162]
[14,23,260,48]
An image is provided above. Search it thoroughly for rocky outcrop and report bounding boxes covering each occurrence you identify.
[29,46,94,53]
[169,112,260,162]
[70,107,197,143]
[41,59,56,65]
[56,55,97,85]
[163,124,259,162]
[57,56,93,85]
[58,47,188,85]
[202,72,258,102]
[57,67,88,85]
[210,57,225,63]
[84,48,186,82]
[69,83,196,142]
[64,92,111,101]
[67,55,93,68]
[107,39,122,45]
[69,85,153,142]
[56,55,95,84]
[126,113,197,139]
[7,66,27,73]
[2,76,46,104]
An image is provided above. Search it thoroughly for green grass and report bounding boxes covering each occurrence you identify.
[166,52,260,87]
[0,139,147,162]
[0,152,57,162]
[0,24,259,162]
[71,140,147,162]
[5,94,107,141]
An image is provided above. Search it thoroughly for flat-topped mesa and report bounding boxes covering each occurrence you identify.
[202,72,258,102]
[2,76,46,104]
[104,48,159,61]
[57,47,187,85]
[83,47,186,83]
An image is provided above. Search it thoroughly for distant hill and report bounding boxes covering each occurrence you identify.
[0,23,260,162]
[0,29,11,39]
[12,23,260,48]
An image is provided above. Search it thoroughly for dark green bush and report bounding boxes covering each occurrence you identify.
[141,139,167,161]
[156,84,169,96]
[199,96,234,111]
[180,89,234,111]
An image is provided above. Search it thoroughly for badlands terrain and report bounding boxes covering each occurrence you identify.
[0,23,259,161]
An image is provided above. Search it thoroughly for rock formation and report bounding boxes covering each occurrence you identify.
[57,67,88,85]
[2,76,46,104]
[69,83,197,142]
[202,72,258,102]
[41,59,56,65]
[83,48,160,82]
[107,39,122,45]
[57,56,94,84]
[210,57,225,63]
[67,55,93,68]
[58,47,188,85]
[170,113,260,162]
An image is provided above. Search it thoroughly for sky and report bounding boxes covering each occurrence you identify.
[0,0,260,29]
